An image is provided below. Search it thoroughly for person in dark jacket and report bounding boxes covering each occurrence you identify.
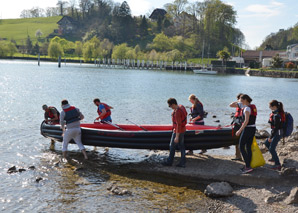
[187,94,206,155]
[264,100,285,171]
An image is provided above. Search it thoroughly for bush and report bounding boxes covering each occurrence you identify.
[48,41,64,59]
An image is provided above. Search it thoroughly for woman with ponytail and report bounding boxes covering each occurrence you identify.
[188,94,206,155]
[265,100,285,170]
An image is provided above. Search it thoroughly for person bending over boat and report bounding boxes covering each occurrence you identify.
[264,100,285,171]
[187,94,206,155]
[229,93,244,161]
[42,104,60,124]
[236,94,257,174]
[162,98,187,168]
[93,98,113,123]
[60,99,88,160]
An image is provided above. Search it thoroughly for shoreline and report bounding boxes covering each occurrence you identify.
[107,135,298,212]
[1,57,298,79]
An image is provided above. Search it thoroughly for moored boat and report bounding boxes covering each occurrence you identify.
[40,121,238,150]
[193,68,218,75]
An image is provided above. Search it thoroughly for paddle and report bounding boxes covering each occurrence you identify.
[94,119,124,131]
[126,119,147,131]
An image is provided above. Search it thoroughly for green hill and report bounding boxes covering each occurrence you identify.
[0,16,62,44]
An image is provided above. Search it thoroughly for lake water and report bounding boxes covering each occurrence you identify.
[0,60,297,211]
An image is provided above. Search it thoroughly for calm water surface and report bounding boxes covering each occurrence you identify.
[0,60,297,211]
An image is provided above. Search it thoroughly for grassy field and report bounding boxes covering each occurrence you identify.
[0,16,62,44]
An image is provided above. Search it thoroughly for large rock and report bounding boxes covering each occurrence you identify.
[255,130,270,139]
[204,182,233,198]
[284,187,298,205]
[265,192,288,204]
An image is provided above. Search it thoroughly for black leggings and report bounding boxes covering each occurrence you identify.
[239,127,256,168]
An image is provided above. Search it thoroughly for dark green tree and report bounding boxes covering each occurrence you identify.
[272,54,283,68]
[139,16,148,37]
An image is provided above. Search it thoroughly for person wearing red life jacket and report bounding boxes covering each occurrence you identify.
[93,98,113,123]
[236,94,256,174]
[162,98,187,168]
[60,99,88,160]
[187,94,206,155]
[42,104,60,124]
[229,93,244,161]
[264,100,285,171]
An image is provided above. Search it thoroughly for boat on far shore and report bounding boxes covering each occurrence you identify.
[193,67,218,75]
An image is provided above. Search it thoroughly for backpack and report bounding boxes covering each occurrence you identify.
[283,112,294,137]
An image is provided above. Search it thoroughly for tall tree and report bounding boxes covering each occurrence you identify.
[57,1,68,16]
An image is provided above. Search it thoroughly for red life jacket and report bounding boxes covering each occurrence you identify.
[234,105,242,118]
[97,103,111,120]
[240,104,257,125]
[172,105,187,128]
[269,111,285,129]
[48,106,60,119]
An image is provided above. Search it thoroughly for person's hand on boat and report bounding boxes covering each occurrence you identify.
[235,130,241,137]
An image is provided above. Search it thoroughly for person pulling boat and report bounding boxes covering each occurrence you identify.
[93,98,113,123]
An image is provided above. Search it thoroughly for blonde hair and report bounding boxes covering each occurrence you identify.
[188,94,196,101]
[189,94,200,108]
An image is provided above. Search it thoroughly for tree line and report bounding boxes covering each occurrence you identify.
[14,0,245,62]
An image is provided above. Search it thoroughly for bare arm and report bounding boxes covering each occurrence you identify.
[236,111,249,136]
[229,101,238,108]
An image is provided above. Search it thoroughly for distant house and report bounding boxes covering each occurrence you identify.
[242,50,284,64]
[57,16,78,35]
[287,44,298,61]
[149,8,167,20]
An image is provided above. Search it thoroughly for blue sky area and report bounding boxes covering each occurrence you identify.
[0,0,297,48]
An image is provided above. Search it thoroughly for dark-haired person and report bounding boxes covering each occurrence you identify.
[229,93,244,161]
[264,100,285,171]
[162,98,187,168]
[93,98,113,123]
[60,99,88,160]
[236,94,257,174]
[42,104,60,124]
[187,94,206,155]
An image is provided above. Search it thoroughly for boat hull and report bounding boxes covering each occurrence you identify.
[193,69,218,75]
[40,122,238,150]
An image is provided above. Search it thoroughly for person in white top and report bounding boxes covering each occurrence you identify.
[236,94,257,174]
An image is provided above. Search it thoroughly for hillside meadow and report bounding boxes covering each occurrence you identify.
[0,16,61,44]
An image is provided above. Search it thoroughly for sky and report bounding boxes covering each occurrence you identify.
[0,0,297,49]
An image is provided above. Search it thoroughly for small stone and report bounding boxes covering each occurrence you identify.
[285,187,298,204]
[289,145,298,152]
[74,167,84,172]
[265,192,288,203]
[279,152,288,156]
[18,169,26,173]
[214,120,220,123]
[75,177,90,185]
[28,166,36,170]
[7,166,17,174]
[204,182,233,197]
[36,177,43,182]
[212,115,217,118]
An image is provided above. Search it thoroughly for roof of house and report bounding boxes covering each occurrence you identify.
[149,8,167,20]
[287,43,298,49]
[242,50,282,58]
[57,16,78,25]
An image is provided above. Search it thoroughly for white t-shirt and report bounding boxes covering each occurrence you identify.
[243,105,256,127]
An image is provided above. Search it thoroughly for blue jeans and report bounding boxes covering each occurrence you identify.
[167,132,186,166]
[239,127,256,168]
[264,134,281,165]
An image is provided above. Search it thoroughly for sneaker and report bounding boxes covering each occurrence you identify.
[270,165,281,171]
[268,158,274,162]
[161,162,172,167]
[186,150,194,155]
[199,149,207,154]
[242,167,253,174]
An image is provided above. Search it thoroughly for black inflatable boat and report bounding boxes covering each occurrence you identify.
[40,121,238,150]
